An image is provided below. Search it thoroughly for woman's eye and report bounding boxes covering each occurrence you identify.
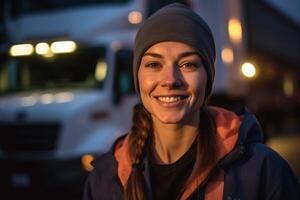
[145,62,160,69]
[180,62,198,70]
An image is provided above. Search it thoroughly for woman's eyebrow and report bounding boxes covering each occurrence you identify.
[143,51,199,59]
[178,51,199,59]
[143,52,163,58]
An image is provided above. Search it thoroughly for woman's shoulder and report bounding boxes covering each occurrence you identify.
[249,142,287,163]
[91,151,117,173]
[83,152,122,200]
[250,142,298,182]
[85,151,117,187]
[223,142,300,199]
[224,141,292,173]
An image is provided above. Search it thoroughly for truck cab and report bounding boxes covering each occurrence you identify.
[0,0,143,197]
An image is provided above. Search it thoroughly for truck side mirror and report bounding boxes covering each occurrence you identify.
[113,48,134,104]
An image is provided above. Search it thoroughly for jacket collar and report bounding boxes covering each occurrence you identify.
[114,106,242,199]
[219,107,264,169]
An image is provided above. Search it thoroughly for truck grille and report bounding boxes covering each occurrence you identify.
[0,123,60,153]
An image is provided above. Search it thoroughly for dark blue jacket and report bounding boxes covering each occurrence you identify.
[83,108,300,200]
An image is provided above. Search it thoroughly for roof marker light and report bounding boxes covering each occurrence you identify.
[9,44,34,56]
[36,42,50,55]
[50,41,77,54]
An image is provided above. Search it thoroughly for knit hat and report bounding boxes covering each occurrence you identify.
[133,3,216,99]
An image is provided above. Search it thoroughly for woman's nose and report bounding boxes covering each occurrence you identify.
[160,66,183,88]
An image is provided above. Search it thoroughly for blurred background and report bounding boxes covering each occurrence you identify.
[0,0,299,199]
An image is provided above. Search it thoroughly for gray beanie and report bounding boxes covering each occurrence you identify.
[133,3,216,99]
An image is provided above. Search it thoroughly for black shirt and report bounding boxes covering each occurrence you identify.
[149,141,196,200]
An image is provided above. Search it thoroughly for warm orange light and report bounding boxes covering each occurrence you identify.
[128,11,143,24]
[283,75,294,97]
[221,47,234,64]
[228,18,242,44]
[81,154,95,172]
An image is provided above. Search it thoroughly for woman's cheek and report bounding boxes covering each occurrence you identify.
[140,74,158,93]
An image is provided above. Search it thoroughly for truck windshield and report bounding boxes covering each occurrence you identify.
[0,46,107,94]
[11,0,130,16]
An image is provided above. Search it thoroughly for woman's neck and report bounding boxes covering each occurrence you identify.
[151,120,199,164]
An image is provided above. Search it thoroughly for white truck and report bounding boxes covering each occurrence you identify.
[0,0,145,195]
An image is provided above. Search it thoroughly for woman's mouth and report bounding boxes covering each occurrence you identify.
[156,95,188,103]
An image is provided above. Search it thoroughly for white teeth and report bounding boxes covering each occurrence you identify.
[158,96,182,103]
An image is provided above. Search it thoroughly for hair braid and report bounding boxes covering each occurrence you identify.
[124,103,152,200]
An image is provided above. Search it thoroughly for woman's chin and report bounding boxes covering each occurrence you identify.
[155,114,185,125]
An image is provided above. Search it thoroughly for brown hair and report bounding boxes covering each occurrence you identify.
[124,103,217,200]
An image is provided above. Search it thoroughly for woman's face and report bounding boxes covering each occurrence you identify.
[138,41,207,125]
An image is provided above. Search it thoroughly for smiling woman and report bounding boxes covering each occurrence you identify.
[138,42,207,126]
[84,3,300,200]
